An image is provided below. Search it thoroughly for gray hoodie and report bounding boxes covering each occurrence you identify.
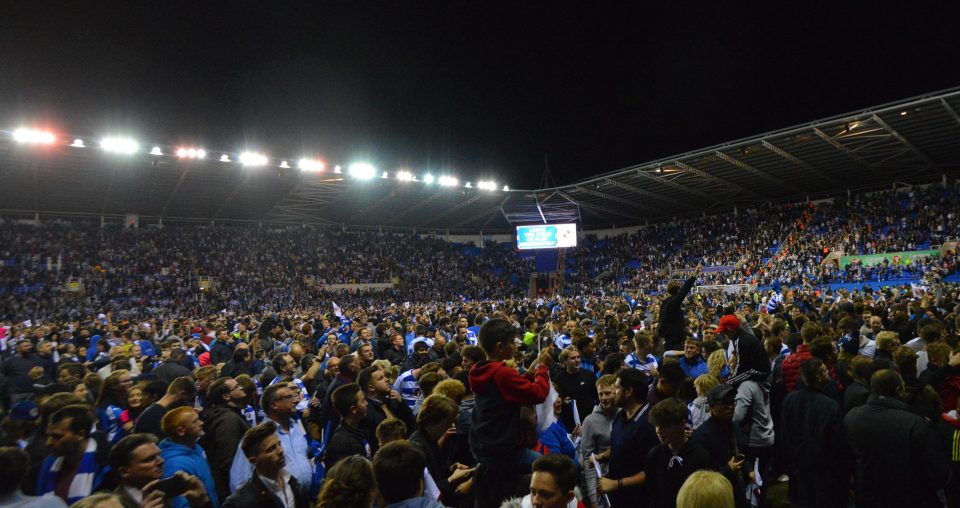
[733,379,775,448]
[579,404,616,507]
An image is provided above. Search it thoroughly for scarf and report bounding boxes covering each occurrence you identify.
[37,438,107,505]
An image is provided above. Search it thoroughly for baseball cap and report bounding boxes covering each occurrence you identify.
[10,400,39,421]
[838,335,860,356]
[706,385,736,405]
[715,315,741,335]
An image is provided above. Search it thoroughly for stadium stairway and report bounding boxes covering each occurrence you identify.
[535,250,559,273]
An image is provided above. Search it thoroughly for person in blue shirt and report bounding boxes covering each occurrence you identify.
[230,383,314,493]
[159,406,220,508]
[679,338,709,379]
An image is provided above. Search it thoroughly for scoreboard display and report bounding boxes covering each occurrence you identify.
[516,223,578,249]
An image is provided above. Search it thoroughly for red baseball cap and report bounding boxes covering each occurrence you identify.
[715,315,741,335]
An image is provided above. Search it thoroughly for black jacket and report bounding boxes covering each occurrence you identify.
[0,354,43,394]
[323,421,371,470]
[844,395,950,508]
[726,330,771,386]
[361,395,415,455]
[151,361,193,385]
[554,369,598,432]
[690,416,747,508]
[210,340,234,366]
[382,347,406,366]
[410,429,454,502]
[199,405,251,500]
[780,386,847,506]
[657,276,695,351]
[222,472,311,508]
[222,359,255,379]
[842,380,870,416]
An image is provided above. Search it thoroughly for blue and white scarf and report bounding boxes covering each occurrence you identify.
[37,438,107,505]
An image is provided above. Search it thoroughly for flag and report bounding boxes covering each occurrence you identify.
[332,302,344,318]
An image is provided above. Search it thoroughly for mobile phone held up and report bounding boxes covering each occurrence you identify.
[155,474,189,498]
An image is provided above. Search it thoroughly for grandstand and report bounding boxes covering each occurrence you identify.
[2,87,960,232]
[3,88,960,321]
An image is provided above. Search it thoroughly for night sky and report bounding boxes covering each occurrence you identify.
[2,2,960,189]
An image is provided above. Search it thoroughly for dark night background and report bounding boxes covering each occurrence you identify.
[2,2,959,189]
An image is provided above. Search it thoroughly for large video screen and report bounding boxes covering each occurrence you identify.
[516,223,578,250]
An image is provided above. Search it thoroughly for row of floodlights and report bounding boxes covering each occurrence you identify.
[10,128,509,191]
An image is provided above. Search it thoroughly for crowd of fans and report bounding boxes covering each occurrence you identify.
[0,183,959,507]
[0,222,529,321]
[0,271,959,507]
[2,183,959,323]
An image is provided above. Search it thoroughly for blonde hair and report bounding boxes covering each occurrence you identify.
[371,359,393,373]
[876,330,900,351]
[693,374,720,397]
[558,346,579,363]
[676,470,734,508]
[433,379,467,404]
[706,350,728,380]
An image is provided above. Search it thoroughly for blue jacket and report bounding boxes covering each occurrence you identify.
[538,420,579,465]
[679,355,708,379]
[159,438,221,508]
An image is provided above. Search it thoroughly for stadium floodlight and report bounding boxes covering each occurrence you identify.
[334,165,342,174]
[348,162,376,180]
[13,128,56,144]
[177,147,207,159]
[423,174,435,185]
[464,182,472,188]
[503,185,510,191]
[438,176,458,187]
[101,137,139,154]
[397,170,414,182]
[239,151,268,166]
[220,154,231,162]
[71,139,85,148]
[477,180,497,191]
[382,171,389,179]
[298,158,325,172]
[279,160,291,169]
[150,146,163,156]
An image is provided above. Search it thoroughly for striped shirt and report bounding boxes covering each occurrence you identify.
[242,404,259,427]
[393,369,420,407]
[625,352,659,373]
[98,404,125,444]
[406,336,434,355]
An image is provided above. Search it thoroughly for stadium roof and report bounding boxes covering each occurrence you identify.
[3,87,960,233]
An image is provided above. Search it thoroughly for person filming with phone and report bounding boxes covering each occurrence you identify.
[109,433,213,508]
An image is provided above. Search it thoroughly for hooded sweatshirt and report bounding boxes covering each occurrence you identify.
[468,360,549,463]
[580,404,616,507]
[159,438,220,508]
